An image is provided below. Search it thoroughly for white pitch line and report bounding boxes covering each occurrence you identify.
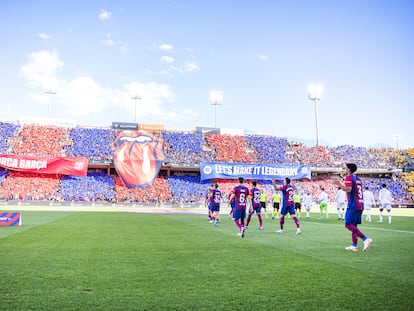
[304,221,414,234]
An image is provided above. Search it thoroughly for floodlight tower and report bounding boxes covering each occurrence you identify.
[44,89,57,119]
[209,90,223,128]
[131,94,141,123]
[394,134,401,150]
[308,84,323,146]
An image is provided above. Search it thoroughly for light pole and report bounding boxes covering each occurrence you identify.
[131,94,141,123]
[209,90,223,128]
[393,134,401,150]
[308,84,323,146]
[44,90,56,119]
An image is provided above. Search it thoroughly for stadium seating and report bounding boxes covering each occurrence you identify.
[0,121,413,204]
[163,131,213,165]
[59,172,116,201]
[10,124,67,156]
[0,121,20,154]
[0,172,60,201]
[65,127,115,161]
[205,133,256,163]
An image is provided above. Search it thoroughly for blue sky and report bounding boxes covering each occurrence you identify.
[1,0,413,149]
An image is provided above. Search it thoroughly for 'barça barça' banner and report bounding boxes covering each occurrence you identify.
[0,154,88,176]
[0,212,22,226]
[200,162,311,181]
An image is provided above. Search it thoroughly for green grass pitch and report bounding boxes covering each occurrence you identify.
[1,209,413,310]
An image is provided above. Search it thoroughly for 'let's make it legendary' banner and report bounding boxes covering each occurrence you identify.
[200,162,311,181]
[0,154,88,176]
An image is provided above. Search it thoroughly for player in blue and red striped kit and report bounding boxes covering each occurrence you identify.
[246,180,263,230]
[228,189,235,219]
[335,163,373,252]
[272,177,301,234]
[208,183,222,226]
[230,177,250,238]
[205,184,214,223]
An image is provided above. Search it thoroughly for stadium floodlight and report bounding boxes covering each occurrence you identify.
[209,90,223,128]
[393,134,401,150]
[131,94,141,123]
[44,90,56,120]
[308,84,323,146]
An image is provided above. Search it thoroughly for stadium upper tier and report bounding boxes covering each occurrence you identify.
[0,121,411,169]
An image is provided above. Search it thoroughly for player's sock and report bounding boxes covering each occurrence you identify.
[293,216,300,228]
[246,215,252,226]
[280,217,285,230]
[234,219,242,230]
[258,214,263,227]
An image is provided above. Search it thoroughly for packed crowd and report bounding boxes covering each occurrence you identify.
[11,124,68,156]
[0,122,408,168]
[163,131,213,165]
[0,172,60,201]
[65,127,116,161]
[0,121,413,204]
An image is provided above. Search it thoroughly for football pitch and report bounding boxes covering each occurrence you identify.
[1,207,413,311]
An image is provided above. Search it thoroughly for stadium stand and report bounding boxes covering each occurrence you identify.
[0,121,20,154]
[205,133,256,163]
[10,124,67,156]
[59,172,116,202]
[244,135,288,164]
[0,172,60,201]
[65,127,115,161]
[163,131,213,165]
[0,121,413,205]
[114,176,172,203]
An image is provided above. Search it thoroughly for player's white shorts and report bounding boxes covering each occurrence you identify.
[365,204,372,211]
[337,202,346,210]
[380,203,392,211]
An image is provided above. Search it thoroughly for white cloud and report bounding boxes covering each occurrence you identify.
[37,33,50,40]
[184,61,200,72]
[161,56,174,63]
[61,76,111,114]
[120,44,128,55]
[19,49,199,121]
[102,33,114,46]
[20,50,63,89]
[123,82,175,116]
[163,108,199,122]
[159,44,174,51]
[258,54,269,61]
[99,10,112,20]
[209,90,223,103]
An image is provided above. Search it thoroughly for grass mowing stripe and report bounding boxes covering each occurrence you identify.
[0,211,413,310]
[164,213,414,284]
[0,211,76,240]
[305,220,414,234]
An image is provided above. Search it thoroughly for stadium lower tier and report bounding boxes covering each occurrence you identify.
[0,171,412,205]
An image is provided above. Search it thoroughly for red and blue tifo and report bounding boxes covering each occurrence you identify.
[0,212,22,226]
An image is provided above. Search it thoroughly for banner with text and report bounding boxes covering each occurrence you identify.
[200,162,311,181]
[0,154,88,176]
